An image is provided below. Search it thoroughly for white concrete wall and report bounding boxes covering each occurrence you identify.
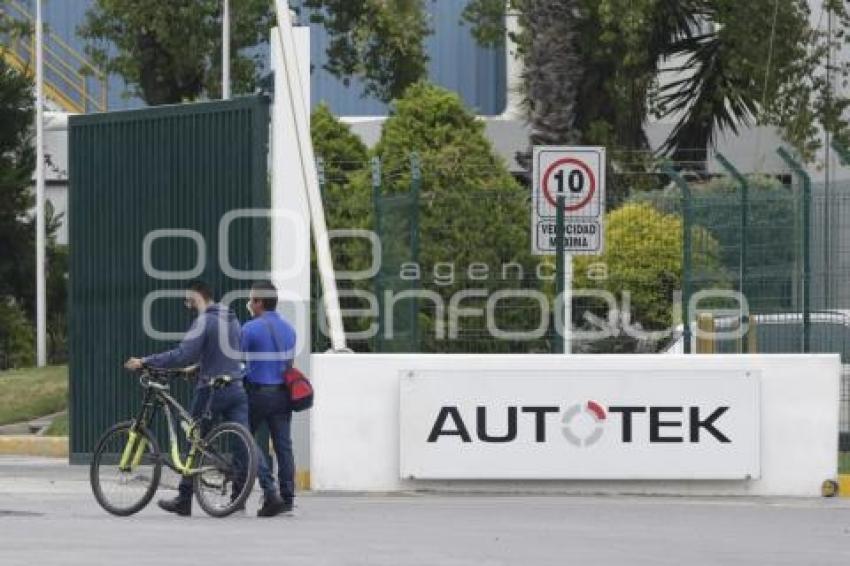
[310,353,840,497]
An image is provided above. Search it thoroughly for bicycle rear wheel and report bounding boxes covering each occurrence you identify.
[90,421,162,516]
[193,422,258,517]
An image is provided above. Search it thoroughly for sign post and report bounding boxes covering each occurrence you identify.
[564,234,572,353]
[533,146,606,354]
[554,195,570,354]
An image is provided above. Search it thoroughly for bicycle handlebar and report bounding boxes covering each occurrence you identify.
[132,365,195,390]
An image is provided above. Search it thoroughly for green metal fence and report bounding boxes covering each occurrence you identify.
[372,154,421,352]
[316,156,552,354]
[68,96,270,462]
[314,149,850,469]
[314,151,835,357]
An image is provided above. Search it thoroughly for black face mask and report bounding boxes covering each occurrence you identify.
[184,300,200,318]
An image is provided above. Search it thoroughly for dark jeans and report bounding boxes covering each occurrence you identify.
[247,384,295,502]
[178,382,251,500]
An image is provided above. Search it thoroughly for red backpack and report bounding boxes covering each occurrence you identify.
[283,366,313,412]
[262,316,314,412]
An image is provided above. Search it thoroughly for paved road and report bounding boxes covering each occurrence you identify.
[1,456,850,566]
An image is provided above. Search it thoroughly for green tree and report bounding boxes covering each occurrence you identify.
[468,0,585,166]
[302,0,431,103]
[0,7,30,39]
[463,0,703,161]
[463,0,850,166]
[311,103,372,280]
[12,201,64,322]
[46,243,69,364]
[0,57,35,307]
[374,82,545,352]
[310,103,374,348]
[0,56,44,368]
[654,0,832,163]
[0,55,69,365]
[312,103,370,192]
[78,0,274,105]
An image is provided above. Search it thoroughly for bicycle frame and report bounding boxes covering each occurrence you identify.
[119,379,224,477]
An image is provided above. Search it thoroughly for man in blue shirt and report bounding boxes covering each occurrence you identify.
[242,280,297,517]
[125,280,250,517]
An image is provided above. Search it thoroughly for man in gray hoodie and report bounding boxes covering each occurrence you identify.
[125,280,249,516]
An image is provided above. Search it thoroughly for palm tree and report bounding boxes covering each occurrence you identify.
[520,0,583,152]
[468,0,779,171]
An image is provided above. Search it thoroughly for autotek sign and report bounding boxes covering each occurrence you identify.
[400,371,760,480]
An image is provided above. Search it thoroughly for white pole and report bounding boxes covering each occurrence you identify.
[273,0,348,351]
[35,0,47,367]
[564,254,572,354]
[222,0,231,99]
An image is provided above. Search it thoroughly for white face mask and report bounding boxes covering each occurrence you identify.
[246,300,255,317]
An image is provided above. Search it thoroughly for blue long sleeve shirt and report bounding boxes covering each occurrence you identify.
[143,303,243,388]
[241,312,296,385]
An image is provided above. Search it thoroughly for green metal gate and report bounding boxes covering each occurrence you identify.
[68,96,270,462]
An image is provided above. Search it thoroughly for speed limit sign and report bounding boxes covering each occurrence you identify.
[532,146,605,255]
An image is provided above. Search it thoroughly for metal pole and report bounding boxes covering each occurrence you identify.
[274,0,347,351]
[222,0,231,99]
[716,153,749,353]
[371,157,384,352]
[409,153,421,351]
[776,147,811,353]
[662,162,692,354]
[564,253,572,354]
[554,196,566,354]
[35,0,47,367]
[825,4,832,308]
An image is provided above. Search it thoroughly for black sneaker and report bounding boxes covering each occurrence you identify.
[158,496,191,516]
[280,500,294,515]
[257,493,286,518]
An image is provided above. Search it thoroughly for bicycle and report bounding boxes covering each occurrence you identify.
[89,366,258,517]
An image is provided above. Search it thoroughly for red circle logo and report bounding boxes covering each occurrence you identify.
[542,158,596,212]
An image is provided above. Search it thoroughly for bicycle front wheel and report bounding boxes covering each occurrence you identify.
[90,421,162,516]
[193,422,258,518]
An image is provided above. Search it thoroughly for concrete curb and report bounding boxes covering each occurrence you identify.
[0,436,68,458]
